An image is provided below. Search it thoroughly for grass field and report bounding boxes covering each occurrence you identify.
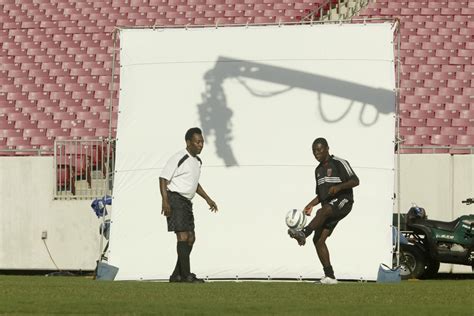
[0,276,472,315]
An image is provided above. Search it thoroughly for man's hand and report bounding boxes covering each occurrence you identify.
[206,198,218,212]
[328,184,341,196]
[303,204,313,216]
[161,199,171,217]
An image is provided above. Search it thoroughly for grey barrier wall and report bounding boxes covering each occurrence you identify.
[0,154,472,271]
[0,157,100,271]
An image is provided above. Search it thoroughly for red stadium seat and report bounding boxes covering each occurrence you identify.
[403,135,431,146]
[14,120,37,129]
[415,126,441,135]
[435,110,460,119]
[460,110,474,119]
[456,135,474,146]
[70,128,96,139]
[431,135,457,146]
[6,136,31,147]
[440,127,466,136]
[23,128,47,137]
[60,119,85,129]
[426,118,452,127]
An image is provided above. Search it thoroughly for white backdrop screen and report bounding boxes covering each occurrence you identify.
[110,23,396,281]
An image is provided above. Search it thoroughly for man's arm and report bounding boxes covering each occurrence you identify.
[329,158,360,196]
[159,177,171,216]
[328,177,359,196]
[196,183,218,212]
[304,195,320,216]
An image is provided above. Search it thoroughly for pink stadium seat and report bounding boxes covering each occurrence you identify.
[420,103,444,111]
[403,135,431,146]
[30,136,54,147]
[23,128,47,137]
[431,135,457,146]
[47,128,70,137]
[1,127,23,137]
[445,103,471,111]
[70,128,96,139]
[53,112,76,120]
[76,112,99,120]
[61,119,85,129]
[415,126,441,135]
[452,118,474,127]
[440,126,466,136]
[460,110,474,119]
[426,118,451,127]
[6,136,31,147]
[30,112,53,121]
[410,110,435,119]
[56,159,76,194]
[15,120,37,129]
[399,127,415,136]
[84,119,109,129]
[95,128,110,138]
[435,110,460,119]
[37,119,61,129]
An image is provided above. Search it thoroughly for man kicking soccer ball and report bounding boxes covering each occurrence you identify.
[288,137,359,284]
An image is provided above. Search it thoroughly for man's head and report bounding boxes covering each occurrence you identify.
[185,127,204,156]
[312,137,329,163]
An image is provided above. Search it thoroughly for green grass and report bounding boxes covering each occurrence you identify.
[0,276,472,315]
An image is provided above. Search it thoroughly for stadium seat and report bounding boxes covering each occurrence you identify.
[460,110,474,119]
[6,136,31,147]
[402,135,431,146]
[60,119,85,129]
[14,120,37,129]
[23,128,46,137]
[440,126,466,136]
[56,150,91,189]
[426,118,452,127]
[30,136,54,147]
[431,135,457,146]
[56,162,76,195]
[70,128,96,139]
[415,126,441,136]
[435,110,460,119]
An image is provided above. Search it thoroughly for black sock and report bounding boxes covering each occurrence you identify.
[302,226,313,237]
[177,241,191,278]
[323,265,335,279]
[187,243,193,274]
[171,259,180,277]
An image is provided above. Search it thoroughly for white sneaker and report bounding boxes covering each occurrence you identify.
[317,276,338,284]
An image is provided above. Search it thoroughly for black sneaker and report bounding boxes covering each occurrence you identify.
[288,228,306,246]
[169,274,182,283]
[183,273,205,283]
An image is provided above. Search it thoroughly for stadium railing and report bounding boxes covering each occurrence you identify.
[54,138,115,200]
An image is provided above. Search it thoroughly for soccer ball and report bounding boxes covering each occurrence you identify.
[285,209,307,230]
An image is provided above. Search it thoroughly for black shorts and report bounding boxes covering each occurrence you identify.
[323,197,353,231]
[167,192,194,232]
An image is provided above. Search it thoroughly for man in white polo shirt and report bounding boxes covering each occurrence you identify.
[159,127,218,283]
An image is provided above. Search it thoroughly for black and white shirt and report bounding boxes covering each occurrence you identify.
[315,155,358,204]
[160,149,202,200]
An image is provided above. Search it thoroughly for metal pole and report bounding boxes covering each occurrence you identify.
[97,27,119,267]
[395,20,401,267]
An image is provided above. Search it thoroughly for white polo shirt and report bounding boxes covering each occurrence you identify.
[160,149,202,200]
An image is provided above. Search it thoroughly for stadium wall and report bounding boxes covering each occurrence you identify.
[0,157,100,271]
[0,154,472,272]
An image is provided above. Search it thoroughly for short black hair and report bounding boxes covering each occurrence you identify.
[185,127,202,141]
[312,137,328,148]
